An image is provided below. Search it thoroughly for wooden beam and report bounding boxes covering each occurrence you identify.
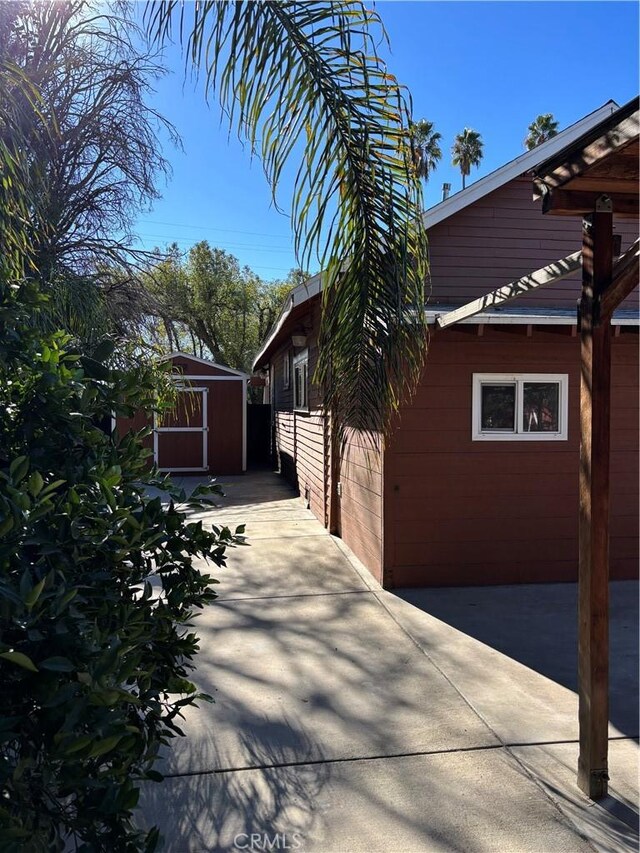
[578,209,613,801]
[600,239,640,319]
[533,107,639,193]
[543,189,639,217]
[561,176,639,194]
[437,251,581,328]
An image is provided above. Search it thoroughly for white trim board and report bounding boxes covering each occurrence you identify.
[163,351,249,377]
[428,309,638,327]
[172,374,244,381]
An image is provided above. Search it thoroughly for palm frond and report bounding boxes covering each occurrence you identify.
[145,0,429,440]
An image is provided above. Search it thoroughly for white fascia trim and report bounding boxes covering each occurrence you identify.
[423,101,619,231]
[173,374,244,381]
[252,273,323,370]
[164,351,249,377]
[427,310,639,327]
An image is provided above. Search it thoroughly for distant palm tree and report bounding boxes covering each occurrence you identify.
[451,128,484,190]
[524,114,559,150]
[410,119,442,182]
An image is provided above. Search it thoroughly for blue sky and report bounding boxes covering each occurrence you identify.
[132,1,639,281]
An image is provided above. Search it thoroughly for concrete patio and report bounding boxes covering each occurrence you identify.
[138,471,639,852]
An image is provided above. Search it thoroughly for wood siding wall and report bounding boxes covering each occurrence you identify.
[270,296,384,578]
[384,326,639,587]
[427,176,639,308]
[272,299,326,524]
[340,431,384,583]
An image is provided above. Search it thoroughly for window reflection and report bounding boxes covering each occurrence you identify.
[523,382,559,432]
[481,384,515,430]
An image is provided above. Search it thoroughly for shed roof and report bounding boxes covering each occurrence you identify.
[164,351,249,377]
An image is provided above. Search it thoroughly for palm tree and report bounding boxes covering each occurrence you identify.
[451,128,484,190]
[410,119,443,182]
[144,1,429,440]
[524,113,559,150]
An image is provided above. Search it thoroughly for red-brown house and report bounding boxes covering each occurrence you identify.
[116,352,247,475]
[253,99,639,588]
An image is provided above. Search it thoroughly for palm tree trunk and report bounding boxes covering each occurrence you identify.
[462,172,466,190]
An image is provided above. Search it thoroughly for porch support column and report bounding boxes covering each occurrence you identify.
[577,202,613,800]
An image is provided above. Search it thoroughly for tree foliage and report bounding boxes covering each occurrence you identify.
[0,279,242,850]
[145,1,429,438]
[143,243,300,372]
[451,127,484,190]
[524,113,559,150]
[410,119,443,183]
[0,0,176,286]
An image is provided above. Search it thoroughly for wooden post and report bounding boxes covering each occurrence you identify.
[577,204,613,800]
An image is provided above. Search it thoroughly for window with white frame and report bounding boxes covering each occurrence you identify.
[472,374,568,441]
[293,349,309,411]
[283,349,291,390]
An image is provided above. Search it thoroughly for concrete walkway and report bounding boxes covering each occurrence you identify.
[138,471,639,853]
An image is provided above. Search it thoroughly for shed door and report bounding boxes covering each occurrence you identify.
[154,387,208,472]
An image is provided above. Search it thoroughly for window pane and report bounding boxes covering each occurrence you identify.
[302,364,308,408]
[481,384,515,431]
[523,382,559,432]
[294,366,301,407]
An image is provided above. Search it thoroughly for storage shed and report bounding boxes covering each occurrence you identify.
[116,352,247,475]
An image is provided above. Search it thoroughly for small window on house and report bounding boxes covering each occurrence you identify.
[472,374,568,441]
[293,349,309,411]
[283,349,291,390]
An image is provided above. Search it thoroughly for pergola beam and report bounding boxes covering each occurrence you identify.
[600,239,640,318]
[542,189,639,217]
[436,251,581,329]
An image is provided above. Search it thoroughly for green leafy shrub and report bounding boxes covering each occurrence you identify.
[0,280,242,851]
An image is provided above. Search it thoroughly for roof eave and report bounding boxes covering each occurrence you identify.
[423,100,620,231]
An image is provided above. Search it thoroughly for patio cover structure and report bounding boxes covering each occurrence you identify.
[437,96,639,801]
[533,96,639,802]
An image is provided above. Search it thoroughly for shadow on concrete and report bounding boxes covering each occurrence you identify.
[395,581,639,739]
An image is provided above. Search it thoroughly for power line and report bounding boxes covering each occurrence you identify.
[138,218,292,240]
[135,232,293,253]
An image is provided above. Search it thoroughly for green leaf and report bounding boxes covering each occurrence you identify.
[24,577,46,608]
[91,339,116,363]
[27,470,43,496]
[0,516,14,537]
[9,455,29,483]
[40,656,74,672]
[145,770,164,783]
[61,735,93,755]
[40,478,67,496]
[88,734,124,757]
[0,651,38,672]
